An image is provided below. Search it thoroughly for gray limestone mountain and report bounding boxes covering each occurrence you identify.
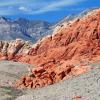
[0,17,52,42]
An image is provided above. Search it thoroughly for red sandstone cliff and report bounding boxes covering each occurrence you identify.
[0,9,100,89]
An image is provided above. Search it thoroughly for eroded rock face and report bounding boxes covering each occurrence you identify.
[0,9,100,89]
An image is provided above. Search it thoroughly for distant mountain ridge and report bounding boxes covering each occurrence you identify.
[0,8,99,43]
[0,17,52,42]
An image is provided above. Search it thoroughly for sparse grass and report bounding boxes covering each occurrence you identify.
[0,86,24,100]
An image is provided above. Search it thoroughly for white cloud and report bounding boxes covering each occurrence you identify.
[28,0,86,14]
[19,6,29,12]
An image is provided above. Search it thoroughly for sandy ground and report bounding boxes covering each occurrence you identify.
[0,61,100,100]
[0,61,32,100]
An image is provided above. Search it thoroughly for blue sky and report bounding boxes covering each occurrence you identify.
[0,0,99,22]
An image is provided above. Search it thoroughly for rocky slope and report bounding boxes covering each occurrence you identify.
[0,17,52,42]
[15,62,100,100]
[0,8,100,89]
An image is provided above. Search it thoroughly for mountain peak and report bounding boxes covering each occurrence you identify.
[0,17,9,22]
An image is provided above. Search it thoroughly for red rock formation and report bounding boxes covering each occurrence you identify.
[1,9,100,89]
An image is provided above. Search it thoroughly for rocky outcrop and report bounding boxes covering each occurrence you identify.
[0,8,100,89]
[15,64,90,89]
[0,39,33,60]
